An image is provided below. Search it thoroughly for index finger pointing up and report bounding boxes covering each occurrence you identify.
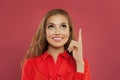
[78,28,82,43]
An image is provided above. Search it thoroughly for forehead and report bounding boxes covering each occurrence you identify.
[46,14,68,24]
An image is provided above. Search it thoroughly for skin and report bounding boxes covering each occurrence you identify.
[67,29,84,73]
[46,14,84,73]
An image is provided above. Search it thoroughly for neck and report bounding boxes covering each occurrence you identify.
[47,46,65,57]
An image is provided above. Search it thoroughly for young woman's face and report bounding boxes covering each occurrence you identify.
[46,14,70,48]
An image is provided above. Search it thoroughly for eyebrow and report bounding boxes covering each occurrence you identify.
[61,23,67,24]
[46,23,54,25]
[47,22,67,25]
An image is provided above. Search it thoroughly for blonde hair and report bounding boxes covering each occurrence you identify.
[22,9,76,65]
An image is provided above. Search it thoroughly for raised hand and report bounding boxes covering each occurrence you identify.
[67,28,84,73]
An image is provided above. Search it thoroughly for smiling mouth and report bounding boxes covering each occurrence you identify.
[52,37,63,42]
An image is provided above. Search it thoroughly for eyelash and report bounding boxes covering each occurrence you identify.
[47,24,67,29]
[61,24,67,28]
[48,25,54,29]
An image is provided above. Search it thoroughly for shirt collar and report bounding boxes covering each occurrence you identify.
[42,50,70,60]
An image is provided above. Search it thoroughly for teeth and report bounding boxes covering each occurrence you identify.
[53,38,62,40]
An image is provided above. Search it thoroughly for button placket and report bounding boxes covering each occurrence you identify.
[48,76,53,80]
[57,75,64,80]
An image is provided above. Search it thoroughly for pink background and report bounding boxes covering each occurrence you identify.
[0,0,120,80]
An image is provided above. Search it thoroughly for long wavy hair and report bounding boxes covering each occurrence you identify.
[22,9,76,65]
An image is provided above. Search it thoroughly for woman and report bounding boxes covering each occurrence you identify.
[21,9,90,80]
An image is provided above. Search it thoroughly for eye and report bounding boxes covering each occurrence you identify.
[48,25,54,29]
[61,24,67,28]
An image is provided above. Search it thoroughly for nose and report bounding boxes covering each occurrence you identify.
[54,27,61,35]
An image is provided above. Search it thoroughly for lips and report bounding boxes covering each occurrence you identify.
[52,37,63,42]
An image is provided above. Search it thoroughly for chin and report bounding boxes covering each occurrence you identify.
[52,45,64,48]
[49,44,65,49]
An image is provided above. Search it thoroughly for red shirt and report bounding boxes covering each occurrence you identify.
[21,51,90,80]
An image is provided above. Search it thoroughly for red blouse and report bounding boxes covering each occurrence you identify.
[21,51,90,80]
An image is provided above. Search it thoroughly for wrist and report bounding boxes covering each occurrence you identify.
[76,59,84,64]
[76,61,84,73]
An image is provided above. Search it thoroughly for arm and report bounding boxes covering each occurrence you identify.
[63,59,90,80]
[21,59,34,80]
[67,29,91,80]
[73,59,91,80]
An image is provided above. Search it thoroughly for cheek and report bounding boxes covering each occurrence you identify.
[46,30,53,39]
[63,30,70,39]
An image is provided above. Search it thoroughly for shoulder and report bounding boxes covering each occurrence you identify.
[22,55,43,68]
[83,58,90,72]
[83,58,90,66]
[83,58,89,63]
